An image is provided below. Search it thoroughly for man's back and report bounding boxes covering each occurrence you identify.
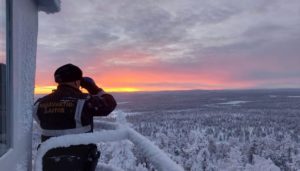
[34,64,117,171]
[36,84,92,141]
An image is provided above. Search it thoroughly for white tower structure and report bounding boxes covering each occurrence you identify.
[0,0,60,170]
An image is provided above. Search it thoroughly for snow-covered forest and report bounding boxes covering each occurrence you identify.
[33,89,300,171]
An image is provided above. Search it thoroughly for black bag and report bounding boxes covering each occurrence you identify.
[42,144,100,171]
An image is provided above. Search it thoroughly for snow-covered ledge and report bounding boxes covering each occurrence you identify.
[37,0,61,13]
[35,121,184,171]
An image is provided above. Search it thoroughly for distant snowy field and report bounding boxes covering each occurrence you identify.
[33,89,300,171]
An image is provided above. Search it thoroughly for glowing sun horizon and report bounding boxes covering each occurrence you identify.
[34,85,143,94]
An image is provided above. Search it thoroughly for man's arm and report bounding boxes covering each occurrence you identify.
[86,91,117,116]
[81,77,117,116]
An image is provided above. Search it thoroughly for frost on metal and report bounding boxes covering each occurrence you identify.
[37,0,61,13]
[34,121,184,171]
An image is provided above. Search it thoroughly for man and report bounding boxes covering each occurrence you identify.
[34,63,117,171]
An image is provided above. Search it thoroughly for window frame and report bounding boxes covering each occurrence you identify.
[5,0,12,151]
[0,0,12,156]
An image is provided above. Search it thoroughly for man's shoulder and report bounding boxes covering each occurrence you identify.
[36,92,89,103]
[34,93,55,104]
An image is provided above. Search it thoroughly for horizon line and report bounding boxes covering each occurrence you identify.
[34,87,300,95]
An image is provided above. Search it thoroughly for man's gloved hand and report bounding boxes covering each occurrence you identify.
[80,77,102,95]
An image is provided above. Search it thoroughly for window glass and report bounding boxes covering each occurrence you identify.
[0,0,7,156]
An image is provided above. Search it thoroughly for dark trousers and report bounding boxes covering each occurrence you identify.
[42,144,100,171]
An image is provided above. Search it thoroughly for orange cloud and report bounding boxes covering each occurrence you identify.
[35,86,57,94]
[34,55,258,94]
[35,49,294,94]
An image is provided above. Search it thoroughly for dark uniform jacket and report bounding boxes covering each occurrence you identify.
[34,84,117,142]
[33,85,117,171]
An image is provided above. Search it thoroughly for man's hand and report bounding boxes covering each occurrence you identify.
[80,77,102,95]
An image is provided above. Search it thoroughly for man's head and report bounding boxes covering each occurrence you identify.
[54,64,82,88]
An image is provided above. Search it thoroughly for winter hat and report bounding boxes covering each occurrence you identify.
[54,64,83,83]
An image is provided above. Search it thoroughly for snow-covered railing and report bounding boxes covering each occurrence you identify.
[34,121,184,171]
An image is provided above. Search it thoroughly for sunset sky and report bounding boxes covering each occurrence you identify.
[35,0,300,94]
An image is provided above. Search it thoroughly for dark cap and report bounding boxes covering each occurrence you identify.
[54,64,83,83]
